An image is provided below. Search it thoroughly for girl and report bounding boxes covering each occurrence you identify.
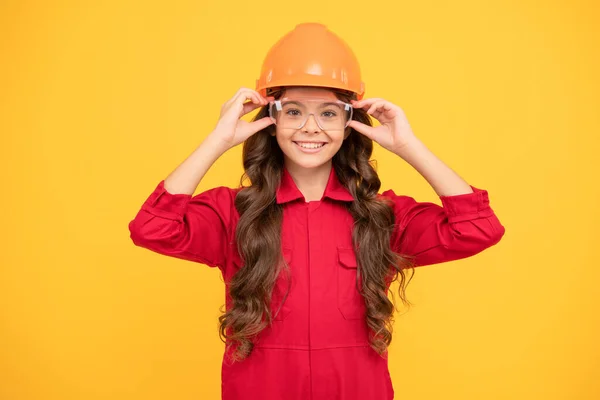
[129,23,505,400]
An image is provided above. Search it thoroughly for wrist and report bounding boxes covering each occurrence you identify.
[205,130,233,155]
[392,136,422,158]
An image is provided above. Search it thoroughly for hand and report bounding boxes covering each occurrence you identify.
[211,87,274,149]
[348,98,418,154]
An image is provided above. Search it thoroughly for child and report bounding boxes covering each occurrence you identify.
[129,22,505,400]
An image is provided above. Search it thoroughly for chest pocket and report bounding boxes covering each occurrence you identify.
[337,246,367,320]
[271,247,294,322]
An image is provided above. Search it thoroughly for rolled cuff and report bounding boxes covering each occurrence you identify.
[140,180,192,220]
[439,185,495,223]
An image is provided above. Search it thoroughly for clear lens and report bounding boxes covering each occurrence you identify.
[269,98,352,131]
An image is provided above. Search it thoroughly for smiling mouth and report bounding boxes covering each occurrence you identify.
[293,141,327,149]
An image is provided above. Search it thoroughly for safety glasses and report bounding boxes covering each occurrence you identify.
[268,98,353,131]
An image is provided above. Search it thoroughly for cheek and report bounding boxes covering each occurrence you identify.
[276,127,301,142]
[330,131,346,146]
[275,129,295,151]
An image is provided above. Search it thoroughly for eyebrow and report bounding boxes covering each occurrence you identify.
[320,102,343,108]
[281,101,342,108]
[281,100,303,107]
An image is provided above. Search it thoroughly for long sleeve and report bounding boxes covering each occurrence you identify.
[383,185,506,267]
[128,180,238,270]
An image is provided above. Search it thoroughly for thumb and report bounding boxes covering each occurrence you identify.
[348,120,377,140]
[249,116,274,133]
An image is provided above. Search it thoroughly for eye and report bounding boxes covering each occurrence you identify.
[285,109,301,116]
[321,110,337,118]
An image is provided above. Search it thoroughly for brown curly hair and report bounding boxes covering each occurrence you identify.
[218,87,416,362]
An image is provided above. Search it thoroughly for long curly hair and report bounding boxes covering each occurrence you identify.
[218,87,416,362]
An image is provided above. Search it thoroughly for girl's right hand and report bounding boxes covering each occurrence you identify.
[211,88,274,150]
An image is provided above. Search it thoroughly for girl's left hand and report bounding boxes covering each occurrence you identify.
[348,98,417,154]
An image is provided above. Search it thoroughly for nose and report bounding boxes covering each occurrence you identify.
[301,114,321,133]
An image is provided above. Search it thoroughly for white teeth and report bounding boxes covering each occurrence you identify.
[296,142,325,149]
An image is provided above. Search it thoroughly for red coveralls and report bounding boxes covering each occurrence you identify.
[129,166,506,399]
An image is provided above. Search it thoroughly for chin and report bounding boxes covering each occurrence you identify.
[284,154,333,170]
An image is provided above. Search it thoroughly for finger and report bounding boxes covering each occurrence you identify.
[265,95,275,104]
[248,116,274,133]
[250,91,269,106]
[370,101,395,118]
[236,87,254,95]
[253,92,269,106]
[375,103,395,121]
[366,101,387,115]
[235,91,262,109]
[259,94,273,105]
[233,88,262,105]
[348,120,377,140]
[351,98,381,107]
[241,100,264,116]
[225,87,251,106]
[371,109,384,120]
[351,98,383,110]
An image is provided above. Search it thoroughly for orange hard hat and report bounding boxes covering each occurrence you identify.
[256,23,365,100]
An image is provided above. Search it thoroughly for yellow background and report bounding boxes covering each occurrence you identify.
[1,0,598,399]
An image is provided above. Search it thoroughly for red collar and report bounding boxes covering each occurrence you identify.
[276,165,354,204]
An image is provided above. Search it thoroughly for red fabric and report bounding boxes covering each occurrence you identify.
[129,166,506,400]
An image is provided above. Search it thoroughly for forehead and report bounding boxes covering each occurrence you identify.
[282,87,338,101]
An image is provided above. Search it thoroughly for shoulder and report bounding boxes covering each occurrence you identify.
[376,188,423,210]
[376,188,444,229]
[188,186,243,219]
[191,185,242,202]
[377,188,410,201]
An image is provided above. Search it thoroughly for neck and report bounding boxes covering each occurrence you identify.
[284,160,332,202]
